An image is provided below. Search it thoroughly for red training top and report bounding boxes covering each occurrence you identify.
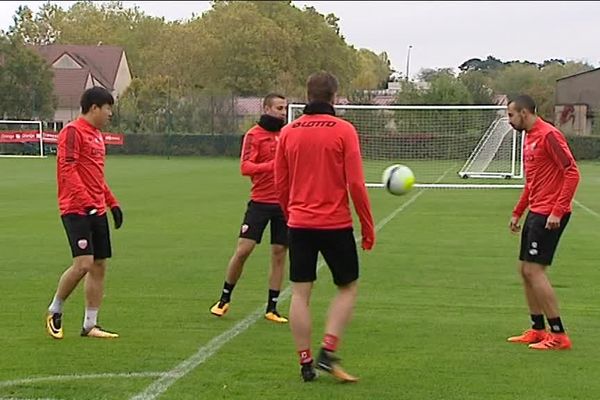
[274,102,375,249]
[240,124,280,203]
[57,117,118,216]
[513,117,580,219]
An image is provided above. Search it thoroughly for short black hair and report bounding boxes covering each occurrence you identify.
[306,71,338,103]
[508,95,537,114]
[81,86,114,114]
[263,93,286,108]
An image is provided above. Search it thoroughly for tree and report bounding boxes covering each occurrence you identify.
[6,3,63,45]
[417,67,455,83]
[351,49,393,90]
[0,35,55,119]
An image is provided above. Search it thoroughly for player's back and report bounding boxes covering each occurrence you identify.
[279,112,356,229]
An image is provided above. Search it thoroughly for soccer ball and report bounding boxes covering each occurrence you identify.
[382,164,415,195]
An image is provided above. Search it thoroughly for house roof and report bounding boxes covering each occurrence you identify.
[53,69,90,108]
[33,44,124,89]
[556,67,600,82]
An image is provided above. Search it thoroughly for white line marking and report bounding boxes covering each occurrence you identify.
[574,199,599,218]
[129,168,452,400]
[0,372,165,389]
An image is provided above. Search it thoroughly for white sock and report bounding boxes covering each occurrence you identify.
[48,295,64,314]
[83,308,99,331]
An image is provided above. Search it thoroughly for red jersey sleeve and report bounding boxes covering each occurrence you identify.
[344,126,375,249]
[274,133,290,219]
[104,183,119,209]
[546,131,580,218]
[240,131,273,176]
[512,182,530,219]
[58,126,96,208]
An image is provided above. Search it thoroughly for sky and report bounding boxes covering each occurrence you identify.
[1,1,599,78]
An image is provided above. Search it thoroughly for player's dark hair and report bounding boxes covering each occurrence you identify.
[306,71,338,103]
[263,93,286,108]
[508,95,537,114]
[81,86,114,114]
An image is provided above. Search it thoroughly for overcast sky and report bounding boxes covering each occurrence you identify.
[1,1,598,78]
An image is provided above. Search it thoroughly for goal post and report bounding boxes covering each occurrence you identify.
[286,104,524,189]
[0,120,45,158]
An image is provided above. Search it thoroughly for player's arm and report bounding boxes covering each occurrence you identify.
[274,134,290,219]
[58,127,96,210]
[546,131,580,220]
[104,183,123,229]
[512,180,530,220]
[240,132,273,176]
[344,126,375,250]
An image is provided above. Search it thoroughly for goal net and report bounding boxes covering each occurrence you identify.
[287,104,524,189]
[0,120,46,158]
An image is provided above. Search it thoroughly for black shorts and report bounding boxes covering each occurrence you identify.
[61,213,112,259]
[288,228,358,286]
[239,200,288,246]
[519,211,571,266]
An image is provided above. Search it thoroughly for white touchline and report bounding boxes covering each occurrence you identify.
[574,199,599,218]
[0,372,166,389]
[129,168,454,400]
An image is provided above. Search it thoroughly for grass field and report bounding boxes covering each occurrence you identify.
[1,156,599,400]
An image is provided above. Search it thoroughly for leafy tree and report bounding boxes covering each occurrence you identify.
[0,34,55,119]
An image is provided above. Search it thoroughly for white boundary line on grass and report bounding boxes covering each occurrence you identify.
[574,199,599,218]
[0,168,450,399]
[0,372,166,389]
[129,168,452,400]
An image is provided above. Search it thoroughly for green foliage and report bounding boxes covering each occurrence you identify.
[0,34,55,119]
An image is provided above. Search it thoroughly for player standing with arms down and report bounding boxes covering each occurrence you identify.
[506,95,580,350]
[275,71,375,381]
[46,87,123,339]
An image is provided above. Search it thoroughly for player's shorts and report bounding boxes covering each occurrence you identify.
[288,227,358,286]
[61,213,112,259]
[239,200,288,246]
[519,211,571,266]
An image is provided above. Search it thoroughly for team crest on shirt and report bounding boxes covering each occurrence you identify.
[77,239,88,249]
[241,224,249,234]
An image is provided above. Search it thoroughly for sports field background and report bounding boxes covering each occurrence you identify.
[1,156,599,399]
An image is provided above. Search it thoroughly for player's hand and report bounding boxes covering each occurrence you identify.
[509,216,521,234]
[545,214,560,230]
[361,230,375,251]
[111,206,124,229]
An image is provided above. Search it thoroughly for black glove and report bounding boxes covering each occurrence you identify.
[111,206,123,229]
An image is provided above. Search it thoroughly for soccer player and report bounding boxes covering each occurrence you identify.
[506,95,580,350]
[209,93,289,324]
[46,87,123,339]
[274,71,375,382]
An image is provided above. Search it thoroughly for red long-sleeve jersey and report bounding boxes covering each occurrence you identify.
[56,117,118,216]
[513,117,580,219]
[240,124,279,203]
[274,105,375,248]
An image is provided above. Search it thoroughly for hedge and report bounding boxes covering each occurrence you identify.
[106,132,600,160]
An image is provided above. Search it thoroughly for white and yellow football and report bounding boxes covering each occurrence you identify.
[382,164,415,195]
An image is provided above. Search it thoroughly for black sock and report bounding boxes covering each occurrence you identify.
[547,317,565,333]
[220,281,235,303]
[531,314,545,330]
[267,289,280,312]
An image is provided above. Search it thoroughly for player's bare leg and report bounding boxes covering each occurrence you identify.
[316,281,359,382]
[210,238,256,317]
[265,244,288,323]
[508,262,548,343]
[290,282,317,381]
[81,259,118,338]
[46,255,94,339]
[514,261,570,350]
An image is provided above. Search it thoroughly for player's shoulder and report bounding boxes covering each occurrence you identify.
[58,121,80,138]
